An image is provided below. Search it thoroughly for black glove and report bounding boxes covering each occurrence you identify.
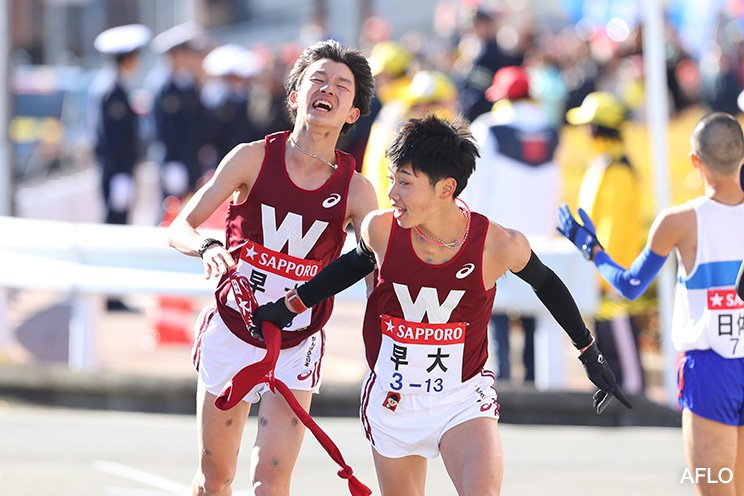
[578,342,633,414]
[250,299,296,341]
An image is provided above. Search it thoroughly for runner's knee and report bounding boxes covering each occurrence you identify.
[197,465,235,495]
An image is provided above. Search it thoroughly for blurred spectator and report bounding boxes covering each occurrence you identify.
[363,70,457,208]
[359,16,392,51]
[462,66,561,384]
[88,23,151,311]
[557,31,598,122]
[457,9,523,122]
[360,41,413,200]
[368,41,414,105]
[247,44,295,138]
[523,39,568,127]
[403,70,458,120]
[151,23,211,202]
[700,40,741,115]
[566,91,645,395]
[201,44,263,169]
[89,24,151,225]
[664,24,697,114]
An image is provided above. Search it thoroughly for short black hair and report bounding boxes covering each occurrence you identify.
[691,112,744,175]
[386,114,479,197]
[285,39,375,135]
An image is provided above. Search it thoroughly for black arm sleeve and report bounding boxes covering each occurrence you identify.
[513,251,593,350]
[737,260,744,301]
[296,238,376,308]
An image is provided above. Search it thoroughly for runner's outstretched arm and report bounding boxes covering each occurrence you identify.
[251,237,376,330]
[557,204,668,300]
[512,249,633,413]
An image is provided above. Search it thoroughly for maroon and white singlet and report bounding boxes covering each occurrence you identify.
[215,131,355,349]
[362,212,497,393]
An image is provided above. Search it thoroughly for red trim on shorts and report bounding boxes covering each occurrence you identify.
[480,369,496,381]
[480,369,498,392]
[311,330,326,388]
[192,306,217,371]
[677,352,687,399]
[360,372,376,445]
[480,369,501,417]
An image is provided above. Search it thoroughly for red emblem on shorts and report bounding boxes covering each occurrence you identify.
[383,391,401,412]
[297,369,313,381]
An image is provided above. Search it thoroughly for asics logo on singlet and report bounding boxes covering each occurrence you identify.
[393,283,465,323]
[629,278,641,286]
[261,204,328,258]
[322,193,342,208]
[455,263,476,279]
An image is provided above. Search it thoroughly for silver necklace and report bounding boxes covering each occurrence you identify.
[414,202,471,249]
[289,136,337,170]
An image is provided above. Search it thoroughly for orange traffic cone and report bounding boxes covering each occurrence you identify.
[143,295,195,350]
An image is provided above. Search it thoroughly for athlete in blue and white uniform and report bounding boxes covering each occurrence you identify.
[558,112,744,496]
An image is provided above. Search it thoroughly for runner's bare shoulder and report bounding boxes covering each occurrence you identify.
[363,210,394,261]
[212,139,268,196]
[649,201,697,246]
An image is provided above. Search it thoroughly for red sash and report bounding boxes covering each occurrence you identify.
[215,272,371,496]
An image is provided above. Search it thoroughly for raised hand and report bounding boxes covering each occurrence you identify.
[557,204,603,261]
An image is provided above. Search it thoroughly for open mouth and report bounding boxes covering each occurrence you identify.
[312,99,334,112]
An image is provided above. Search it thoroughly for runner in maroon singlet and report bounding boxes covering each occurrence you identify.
[252,115,631,496]
[167,40,376,496]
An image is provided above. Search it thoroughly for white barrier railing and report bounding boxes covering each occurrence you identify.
[0,216,219,371]
[0,216,598,390]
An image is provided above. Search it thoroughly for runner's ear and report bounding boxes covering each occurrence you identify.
[438,177,456,199]
[288,90,299,110]
[346,106,361,125]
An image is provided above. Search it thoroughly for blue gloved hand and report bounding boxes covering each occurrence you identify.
[557,204,603,261]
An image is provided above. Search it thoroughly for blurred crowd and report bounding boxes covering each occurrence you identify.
[66,3,744,387]
[79,4,744,211]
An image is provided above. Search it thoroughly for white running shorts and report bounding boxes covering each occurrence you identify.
[359,369,500,459]
[194,308,325,404]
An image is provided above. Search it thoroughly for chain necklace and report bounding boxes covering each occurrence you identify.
[289,136,337,170]
[414,198,472,249]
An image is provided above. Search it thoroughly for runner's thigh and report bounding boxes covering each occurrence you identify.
[372,449,427,496]
[196,381,251,478]
[251,390,313,483]
[440,417,503,496]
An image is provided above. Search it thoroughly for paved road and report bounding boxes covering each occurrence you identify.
[0,402,694,496]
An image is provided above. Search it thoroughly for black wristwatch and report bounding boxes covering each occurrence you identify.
[197,238,224,258]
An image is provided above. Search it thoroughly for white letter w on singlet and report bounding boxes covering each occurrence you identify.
[261,204,328,258]
[393,283,465,324]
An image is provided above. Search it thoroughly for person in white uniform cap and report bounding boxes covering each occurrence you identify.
[201,44,263,168]
[88,23,151,311]
[150,22,210,202]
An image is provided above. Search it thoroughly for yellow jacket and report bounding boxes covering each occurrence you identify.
[578,141,646,317]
